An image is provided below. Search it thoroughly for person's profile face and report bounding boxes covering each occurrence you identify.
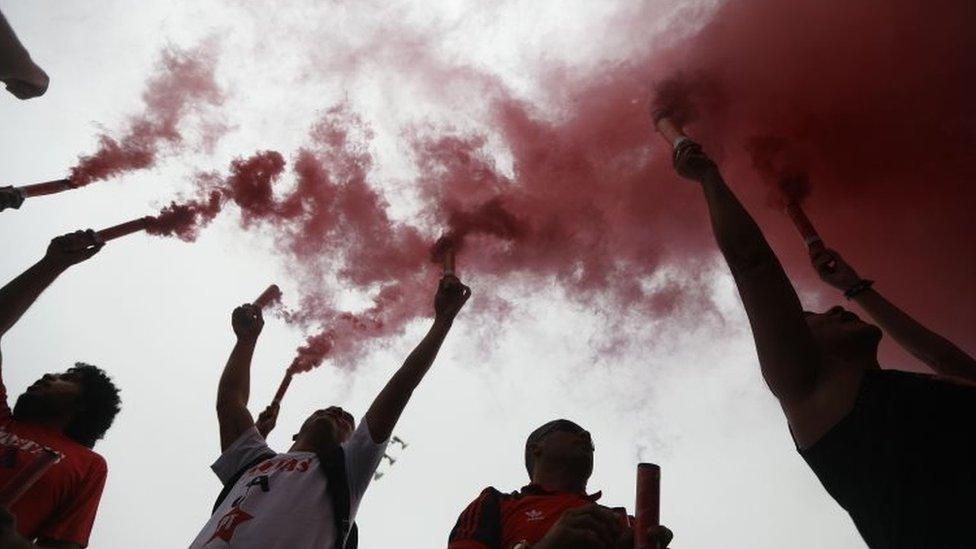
[14,371,84,420]
[26,372,83,403]
[805,307,882,357]
[535,426,595,477]
[296,406,355,444]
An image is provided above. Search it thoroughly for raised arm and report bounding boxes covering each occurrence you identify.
[674,142,821,403]
[813,248,976,382]
[0,231,102,341]
[0,9,49,99]
[363,276,471,443]
[216,304,263,451]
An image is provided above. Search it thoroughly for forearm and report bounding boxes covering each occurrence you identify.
[698,169,820,400]
[0,257,66,337]
[854,288,976,379]
[699,170,779,273]
[216,338,256,409]
[364,318,453,442]
[0,11,32,79]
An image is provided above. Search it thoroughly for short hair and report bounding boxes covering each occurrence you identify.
[64,363,121,448]
[524,419,586,476]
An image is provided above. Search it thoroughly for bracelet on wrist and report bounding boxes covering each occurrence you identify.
[844,279,874,300]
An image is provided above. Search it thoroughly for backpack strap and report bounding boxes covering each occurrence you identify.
[315,444,356,549]
[211,452,276,514]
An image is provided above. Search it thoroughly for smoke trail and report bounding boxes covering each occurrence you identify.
[70,43,225,187]
[146,190,224,242]
[143,150,286,241]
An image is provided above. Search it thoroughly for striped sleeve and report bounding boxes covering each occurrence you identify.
[448,487,502,549]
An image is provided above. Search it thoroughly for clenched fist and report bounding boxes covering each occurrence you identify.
[232,304,264,342]
[43,230,103,269]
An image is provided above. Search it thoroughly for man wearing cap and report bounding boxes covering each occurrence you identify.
[448,419,673,549]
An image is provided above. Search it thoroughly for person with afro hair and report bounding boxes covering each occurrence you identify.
[0,230,120,548]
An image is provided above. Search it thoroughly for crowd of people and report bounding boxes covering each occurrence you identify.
[2,8,975,549]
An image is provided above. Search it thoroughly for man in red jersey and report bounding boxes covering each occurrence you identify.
[0,231,121,548]
[449,419,673,549]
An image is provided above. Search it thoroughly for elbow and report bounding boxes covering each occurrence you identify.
[761,358,821,404]
[724,245,778,278]
[216,393,245,415]
[715,231,777,276]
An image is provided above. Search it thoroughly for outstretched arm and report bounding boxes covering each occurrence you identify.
[0,9,49,99]
[216,304,263,451]
[674,142,821,403]
[0,231,103,341]
[813,249,976,382]
[363,276,471,443]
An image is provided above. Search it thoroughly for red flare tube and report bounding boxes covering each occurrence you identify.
[272,371,293,404]
[784,202,825,253]
[634,462,660,549]
[16,178,75,198]
[253,284,282,310]
[443,249,456,277]
[96,216,153,242]
[0,449,60,508]
[651,109,691,150]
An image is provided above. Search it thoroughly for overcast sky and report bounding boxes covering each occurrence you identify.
[0,1,871,547]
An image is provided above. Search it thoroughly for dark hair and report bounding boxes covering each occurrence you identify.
[64,363,121,448]
[524,419,586,475]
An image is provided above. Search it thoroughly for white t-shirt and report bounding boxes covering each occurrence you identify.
[189,420,387,549]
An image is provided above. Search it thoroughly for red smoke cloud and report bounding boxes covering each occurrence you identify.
[155,0,974,373]
[652,0,976,359]
[70,43,224,187]
[223,107,431,372]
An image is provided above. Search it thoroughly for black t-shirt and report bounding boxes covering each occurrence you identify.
[798,369,976,549]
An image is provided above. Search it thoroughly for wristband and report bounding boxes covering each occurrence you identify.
[844,279,874,300]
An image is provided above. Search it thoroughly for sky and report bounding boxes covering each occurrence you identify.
[0,1,893,547]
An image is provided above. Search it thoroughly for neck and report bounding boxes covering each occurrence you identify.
[12,396,73,434]
[20,413,71,433]
[829,349,881,372]
[288,438,340,454]
[532,464,588,494]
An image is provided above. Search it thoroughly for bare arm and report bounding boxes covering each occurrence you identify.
[363,276,471,443]
[675,143,821,403]
[0,232,102,339]
[813,249,976,382]
[0,9,49,99]
[216,305,263,451]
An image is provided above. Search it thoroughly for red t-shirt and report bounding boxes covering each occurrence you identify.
[449,484,631,549]
[0,371,107,547]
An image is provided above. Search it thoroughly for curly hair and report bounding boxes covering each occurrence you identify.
[64,363,121,448]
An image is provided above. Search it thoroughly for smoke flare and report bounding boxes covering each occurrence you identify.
[69,43,224,188]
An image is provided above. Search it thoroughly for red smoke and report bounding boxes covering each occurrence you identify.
[652,0,976,359]
[143,151,286,242]
[70,44,224,187]
[146,190,223,242]
[222,106,431,371]
[154,0,974,372]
